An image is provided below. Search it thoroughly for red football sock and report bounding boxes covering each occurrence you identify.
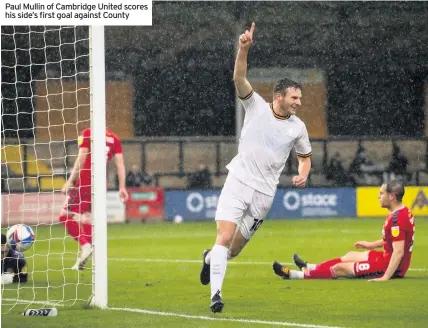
[315,257,342,270]
[59,215,90,246]
[81,223,92,245]
[304,266,336,279]
[59,215,80,242]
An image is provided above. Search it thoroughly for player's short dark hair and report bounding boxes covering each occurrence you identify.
[385,181,405,202]
[273,78,303,96]
[1,234,6,245]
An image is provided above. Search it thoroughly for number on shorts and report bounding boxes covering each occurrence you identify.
[249,219,263,232]
[358,263,370,272]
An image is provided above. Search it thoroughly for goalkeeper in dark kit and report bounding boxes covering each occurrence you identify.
[1,233,28,284]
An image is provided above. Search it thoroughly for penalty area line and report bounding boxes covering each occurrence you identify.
[109,306,346,328]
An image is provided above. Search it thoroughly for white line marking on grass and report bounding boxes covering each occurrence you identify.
[108,229,368,240]
[109,257,295,266]
[109,307,345,328]
[51,255,428,272]
[406,268,427,272]
[107,257,428,272]
[2,298,65,307]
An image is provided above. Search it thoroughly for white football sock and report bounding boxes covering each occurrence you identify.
[206,249,233,265]
[210,244,228,298]
[307,263,316,271]
[205,251,211,265]
[289,270,304,279]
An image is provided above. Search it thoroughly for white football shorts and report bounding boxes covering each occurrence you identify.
[215,173,274,240]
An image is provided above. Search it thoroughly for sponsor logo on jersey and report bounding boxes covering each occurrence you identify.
[411,189,428,210]
[106,136,115,144]
[391,226,400,237]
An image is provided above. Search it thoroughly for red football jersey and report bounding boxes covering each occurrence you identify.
[382,206,415,277]
[75,128,123,187]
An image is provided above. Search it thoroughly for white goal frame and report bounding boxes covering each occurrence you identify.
[89,26,108,309]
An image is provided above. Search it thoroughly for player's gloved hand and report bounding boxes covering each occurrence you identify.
[292,175,307,188]
[1,273,15,285]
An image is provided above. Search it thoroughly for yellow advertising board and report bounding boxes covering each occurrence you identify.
[357,187,428,217]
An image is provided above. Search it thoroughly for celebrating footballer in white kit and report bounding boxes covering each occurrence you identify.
[200,22,312,313]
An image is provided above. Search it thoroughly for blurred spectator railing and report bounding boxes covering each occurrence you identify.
[2,136,428,192]
[105,136,428,188]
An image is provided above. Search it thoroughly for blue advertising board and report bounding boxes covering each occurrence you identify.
[165,188,356,221]
[165,190,220,221]
[268,188,356,219]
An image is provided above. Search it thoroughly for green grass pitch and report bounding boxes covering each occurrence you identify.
[2,218,428,328]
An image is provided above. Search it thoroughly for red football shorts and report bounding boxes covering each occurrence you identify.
[353,250,389,278]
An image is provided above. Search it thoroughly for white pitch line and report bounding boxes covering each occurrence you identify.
[2,298,65,307]
[106,257,428,272]
[109,307,346,328]
[36,255,428,272]
[107,229,369,240]
[109,257,295,266]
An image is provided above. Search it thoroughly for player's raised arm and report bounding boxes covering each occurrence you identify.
[233,22,255,99]
[62,147,88,194]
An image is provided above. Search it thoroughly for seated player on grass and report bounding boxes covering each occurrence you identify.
[273,181,414,282]
[1,233,28,284]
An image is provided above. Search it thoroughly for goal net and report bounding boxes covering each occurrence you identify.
[1,25,105,313]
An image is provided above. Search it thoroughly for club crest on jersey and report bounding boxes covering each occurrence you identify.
[391,226,400,237]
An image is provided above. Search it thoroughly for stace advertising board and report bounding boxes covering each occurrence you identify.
[165,188,356,221]
[268,188,356,219]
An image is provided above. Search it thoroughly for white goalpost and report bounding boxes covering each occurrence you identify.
[89,25,108,309]
[1,25,107,312]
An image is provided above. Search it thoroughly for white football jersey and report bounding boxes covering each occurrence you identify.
[226,90,312,196]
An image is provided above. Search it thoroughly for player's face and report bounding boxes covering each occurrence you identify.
[279,88,302,115]
[378,184,390,208]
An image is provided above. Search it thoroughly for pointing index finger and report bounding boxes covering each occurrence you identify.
[249,22,255,36]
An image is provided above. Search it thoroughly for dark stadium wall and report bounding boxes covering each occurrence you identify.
[34,79,134,141]
[326,57,426,137]
[425,83,428,137]
[128,2,428,137]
